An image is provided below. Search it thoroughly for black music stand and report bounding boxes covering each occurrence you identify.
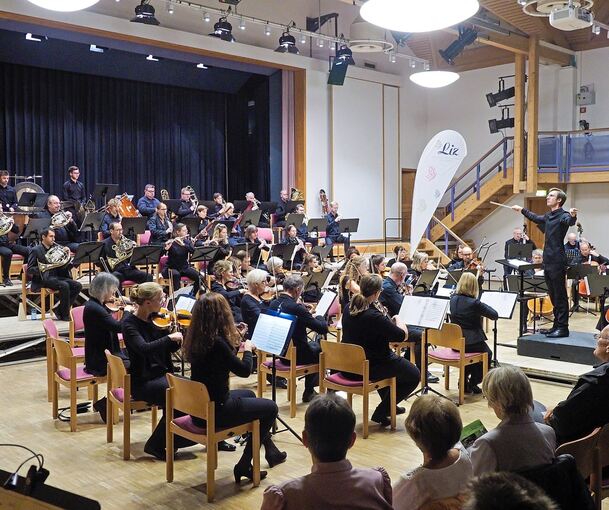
[507,243,533,260]
[302,269,331,294]
[286,200,304,212]
[307,218,328,240]
[200,200,216,211]
[18,192,48,210]
[567,264,599,315]
[413,270,440,295]
[233,200,249,213]
[241,210,262,228]
[181,217,200,236]
[479,291,518,367]
[72,242,104,285]
[251,309,301,441]
[130,245,163,275]
[311,244,332,262]
[270,243,297,268]
[23,218,51,244]
[586,273,609,323]
[79,211,104,242]
[338,218,359,246]
[285,213,304,227]
[191,246,220,284]
[121,217,147,242]
[163,199,182,216]
[93,183,119,208]
[217,219,236,232]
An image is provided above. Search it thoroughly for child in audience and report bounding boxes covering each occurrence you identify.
[393,395,472,510]
[260,393,392,510]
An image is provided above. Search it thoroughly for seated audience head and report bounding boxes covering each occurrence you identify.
[463,472,558,510]
[405,394,462,462]
[594,326,609,363]
[350,274,383,315]
[303,393,356,463]
[89,272,120,303]
[411,251,429,272]
[266,256,284,275]
[283,274,305,298]
[456,271,479,299]
[482,366,533,420]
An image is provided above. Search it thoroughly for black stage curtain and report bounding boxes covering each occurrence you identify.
[0,61,270,202]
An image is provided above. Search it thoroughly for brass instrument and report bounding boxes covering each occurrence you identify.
[50,210,71,229]
[290,188,304,201]
[0,212,15,236]
[39,243,72,274]
[185,185,198,209]
[107,235,136,270]
[160,189,170,201]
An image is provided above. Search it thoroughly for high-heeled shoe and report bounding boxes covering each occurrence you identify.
[233,463,268,484]
[265,450,287,468]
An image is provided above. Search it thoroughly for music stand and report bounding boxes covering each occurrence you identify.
[163,199,182,216]
[251,309,300,441]
[285,200,304,212]
[121,217,147,242]
[23,218,51,243]
[338,218,359,239]
[79,211,104,242]
[311,244,332,262]
[270,243,296,261]
[498,259,542,336]
[130,245,163,275]
[303,269,331,294]
[413,270,440,295]
[307,218,328,239]
[72,241,104,285]
[241,210,262,228]
[200,200,216,210]
[93,183,119,207]
[233,200,249,213]
[507,243,533,260]
[181,218,200,236]
[217,219,236,232]
[567,264,599,315]
[18,192,48,210]
[285,213,304,227]
[191,246,220,284]
[479,291,518,367]
[586,273,609,322]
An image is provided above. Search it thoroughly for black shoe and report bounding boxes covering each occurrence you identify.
[427,372,440,384]
[266,375,288,389]
[388,406,405,417]
[540,327,557,335]
[371,409,391,427]
[302,389,318,403]
[469,384,482,395]
[546,328,569,338]
[144,443,167,461]
[3,278,12,287]
[266,450,288,468]
[233,463,268,484]
[93,398,107,424]
[218,440,237,452]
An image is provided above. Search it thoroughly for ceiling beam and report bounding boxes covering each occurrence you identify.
[435,45,514,72]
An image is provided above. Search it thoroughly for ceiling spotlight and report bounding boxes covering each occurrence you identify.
[361,0,479,33]
[318,39,324,48]
[265,24,271,36]
[239,18,246,30]
[328,44,355,86]
[300,33,307,44]
[131,0,160,25]
[196,63,208,69]
[409,59,416,68]
[27,0,99,11]
[146,54,159,61]
[389,51,397,63]
[25,33,47,42]
[209,17,235,42]
[486,78,515,107]
[592,24,601,35]
[275,31,299,54]
[166,1,174,14]
[410,70,460,88]
[203,11,210,22]
[488,107,514,134]
[439,27,477,65]
[423,62,430,71]
[89,44,108,53]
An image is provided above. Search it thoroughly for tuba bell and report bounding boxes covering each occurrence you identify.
[39,244,72,274]
[0,212,15,236]
[107,235,136,270]
[50,210,71,229]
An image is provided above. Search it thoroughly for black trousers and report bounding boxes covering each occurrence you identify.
[463,341,492,386]
[0,243,29,279]
[113,267,152,288]
[285,340,321,391]
[545,264,569,329]
[39,277,82,319]
[163,267,200,296]
[369,355,421,415]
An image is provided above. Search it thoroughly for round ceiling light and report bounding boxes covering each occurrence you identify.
[27,0,99,11]
[361,0,479,33]
[409,70,460,88]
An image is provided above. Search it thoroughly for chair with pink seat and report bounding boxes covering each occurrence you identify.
[319,340,396,438]
[69,305,86,348]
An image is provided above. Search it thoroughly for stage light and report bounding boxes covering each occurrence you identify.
[146,54,160,61]
[410,59,416,68]
[27,0,99,11]
[203,11,211,22]
[328,44,355,86]
[439,27,477,65]
[318,39,324,48]
[486,79,515,107]
[209,17,235,42]
[25,33,47,42]
[89,44,108,53]
[423,62,430,71]
[300,33,307,44]
[131,0,160,25]
[488,108,514,134]
[264,24,271,36]
[360,0,479,33]
[166,1,174,14]
[410,70,459,88]
[389,51,397,63]
[239,18,246,30]
[275,31,299,54]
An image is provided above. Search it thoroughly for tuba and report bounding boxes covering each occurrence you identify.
[290,188,304,201]
[39,244,72,274]
[50,210,71,229]
[107,235,136,270]
[0,212,15,236]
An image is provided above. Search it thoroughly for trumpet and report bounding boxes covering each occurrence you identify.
[39,243,72,274]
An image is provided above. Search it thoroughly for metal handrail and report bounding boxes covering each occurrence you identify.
[449,136,514,188]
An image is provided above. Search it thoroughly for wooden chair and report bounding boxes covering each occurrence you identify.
[326,299,342,342]
[256,341,319,418]
[105,350,158,460]
[427,323,488,405]
[556,426,602,509]
[20,263,56,320]
[69,305,86,348]
[0,252,24,282]
[51,338,105,432]
[319,340,396,438]
[165,373,261,502]
[389,339,417,364]
[43,319,84,402]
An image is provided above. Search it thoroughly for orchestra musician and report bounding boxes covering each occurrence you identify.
[240,268,270,338]
[234,249,253,277]
[283,224,306,267]
[211,259,245,323]
[294,203,325,247]
[147,202,173,245]
[387,245,410,268]
[512,187,577,338]
[269,274,329,403]
[205,224,231,274]
[447,246,484,286]
[100,198,121,239]
[0,170,18,211]
[338,255,368,310]
[176,187,196,220]
[0,220,29,287]
[274,189,290,228]
[369,254,386,276]
[35,195,80,252]
[564,232,581,267]
[137,184,160,218]
[503,227,537,279]
[450,244,465,266]
[341,274,420,426]
[163,223,200,297]
[409,251,429,281]
[209,192,225,218]
[27,228,82,322]
[301,253,322,303]
[240,225,270,265]
[183,293,286,483]
[325,201,349,253]
[245,191,260,211]
[265,257,286,285]
[571,241,609,312]
[524,249,545,277]
[193,205,210,245]
[103,222,152,288]
[121,282,192,460]
[61,166,86,221]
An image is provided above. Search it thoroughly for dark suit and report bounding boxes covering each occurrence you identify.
[146,214,171,245]
[449,294,498,385]
[0,225,29,280]
[34,210,80,252]
[177,199,195,220]
[211,281,243,323]
[269,293,328,390]
[102,237,151,288]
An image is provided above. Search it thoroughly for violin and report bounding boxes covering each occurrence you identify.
[150,307,192,329]
[225,278,245,290]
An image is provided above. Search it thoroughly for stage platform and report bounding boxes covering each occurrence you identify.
[517,331,597,366]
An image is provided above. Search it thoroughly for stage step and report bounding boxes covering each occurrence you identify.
[517,331,597,366]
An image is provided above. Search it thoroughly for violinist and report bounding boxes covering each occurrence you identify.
[265,256,286,285]
[163,223,200,297]
[176,187,196,220]
[100,198,121,239]
[211,259,245,323]
[410,251,429,280]
[121,282,191,460]
[448,246,484,286]
[338,255,368,310]
[205,224,231,274]
[450,244,465,266]
[283,224,306,267]
[240,268,270,338]
[387,245,410,268]
[234,249,253,277]
[83,272,130,422]
[193,205,210,246]
[147,202,173,245]
[369,254,386,276]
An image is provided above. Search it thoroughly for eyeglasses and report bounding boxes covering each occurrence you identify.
[594,333,609,341]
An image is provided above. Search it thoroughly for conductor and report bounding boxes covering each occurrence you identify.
[511,188,577,338]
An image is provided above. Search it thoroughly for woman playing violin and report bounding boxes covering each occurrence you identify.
[211,259,245,323]
[338,255,368,310]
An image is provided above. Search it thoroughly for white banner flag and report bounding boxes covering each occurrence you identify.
[410,130,467,251]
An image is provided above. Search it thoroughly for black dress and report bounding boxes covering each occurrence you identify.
[240,294,267,339]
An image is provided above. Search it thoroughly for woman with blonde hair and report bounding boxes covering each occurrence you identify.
[449,272,498,394]
[205,223,231,274]
[410,251,429,278]
[338,255,369,310]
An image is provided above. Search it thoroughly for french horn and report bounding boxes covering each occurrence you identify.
[107,235,136,270]
[39,244,72,274]
[0,213,15,236]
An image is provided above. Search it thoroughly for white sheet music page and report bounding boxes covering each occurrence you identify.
[251,313,294,356]
[175,296,196,313]
[315,290,337,318]
[507,258,529,267]
[479,291,518,319]
[399,295,449,330]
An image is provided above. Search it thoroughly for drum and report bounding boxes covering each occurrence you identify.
[15,182,44,212]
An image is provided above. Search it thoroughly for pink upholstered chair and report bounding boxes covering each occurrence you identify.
[138,230,151,246]
[257,228,273,243]
[69,305,86,348]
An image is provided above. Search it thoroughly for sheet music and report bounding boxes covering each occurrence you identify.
[175,295,196,313]
[398,295,449,330]
[507,258,529,267]
[435,286,455,298]
[480,291,518,319]
[315,290,337,317]
[251,313,294,356]
[322,269,337,289]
